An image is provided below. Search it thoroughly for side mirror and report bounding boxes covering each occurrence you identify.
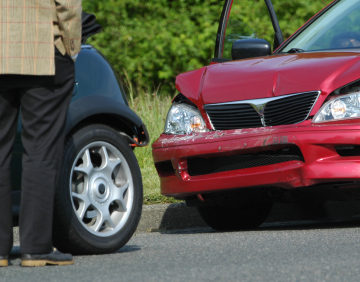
[232,38,271,60]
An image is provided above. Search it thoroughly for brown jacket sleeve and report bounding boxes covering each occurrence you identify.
[55,0,82,57]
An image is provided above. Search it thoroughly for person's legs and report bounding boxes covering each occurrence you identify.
[0,89,20,258]
[19,50,74,255]
[19,82,73,254]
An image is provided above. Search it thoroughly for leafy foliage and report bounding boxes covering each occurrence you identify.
[83,0,332,94]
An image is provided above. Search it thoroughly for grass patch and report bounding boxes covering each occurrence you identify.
[128,91,179,204]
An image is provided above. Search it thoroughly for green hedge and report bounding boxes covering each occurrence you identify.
[83,0,332,94]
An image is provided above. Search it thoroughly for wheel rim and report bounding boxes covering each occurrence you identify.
[69,141,134,237]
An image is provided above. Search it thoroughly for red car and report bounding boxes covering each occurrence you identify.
[152,0,360,230]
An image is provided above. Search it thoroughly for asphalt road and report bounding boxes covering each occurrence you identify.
[2,219,360,282]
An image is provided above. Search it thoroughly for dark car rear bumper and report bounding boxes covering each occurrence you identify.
[152,121,360,197]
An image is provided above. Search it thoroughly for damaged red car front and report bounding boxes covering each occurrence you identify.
[152,0,360,230]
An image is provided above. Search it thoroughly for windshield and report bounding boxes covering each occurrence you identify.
[281,0,360,53]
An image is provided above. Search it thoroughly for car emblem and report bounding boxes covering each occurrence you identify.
[250,99,268,126]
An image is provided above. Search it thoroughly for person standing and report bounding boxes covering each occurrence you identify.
[0,0,81,267]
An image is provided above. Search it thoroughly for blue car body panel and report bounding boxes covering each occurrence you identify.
[11,46,148,197]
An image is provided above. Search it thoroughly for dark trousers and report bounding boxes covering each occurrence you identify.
[0,49,74,255]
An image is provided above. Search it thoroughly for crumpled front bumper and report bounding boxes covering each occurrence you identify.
[152,121,360,197]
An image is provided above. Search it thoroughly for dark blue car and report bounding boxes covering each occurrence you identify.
[11,15,149,254]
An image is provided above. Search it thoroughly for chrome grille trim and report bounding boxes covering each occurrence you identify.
[204,91,320,130]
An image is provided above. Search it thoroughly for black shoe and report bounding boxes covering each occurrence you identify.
[0,255,8,267]
[21,250,73,267]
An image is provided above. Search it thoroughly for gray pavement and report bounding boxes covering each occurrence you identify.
[6,200,360,281]
[13,199,360,245]
[6,220,360,282]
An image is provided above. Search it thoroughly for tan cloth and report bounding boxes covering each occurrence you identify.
[0,0,81,75]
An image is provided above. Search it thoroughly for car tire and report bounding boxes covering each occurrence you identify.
[53,124,143,254]
[197,200,272,231]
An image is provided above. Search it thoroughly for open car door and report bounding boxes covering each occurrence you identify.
[213,0,284,62]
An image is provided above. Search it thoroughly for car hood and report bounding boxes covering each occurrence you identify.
[176,52,360,105]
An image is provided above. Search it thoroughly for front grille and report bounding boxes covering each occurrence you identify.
[205,91,319,130]
[335,145,360,156]
[187,145,304,176]
[204,103,262,129]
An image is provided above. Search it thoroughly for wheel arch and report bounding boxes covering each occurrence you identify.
[65,96,149,147]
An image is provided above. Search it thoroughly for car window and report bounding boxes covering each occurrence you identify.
[221,0,274,59]
[281,0,360,52]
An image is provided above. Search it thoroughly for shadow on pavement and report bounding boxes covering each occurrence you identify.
[9,244,141,259]
[158,200,360,234]
[116,244,141,254]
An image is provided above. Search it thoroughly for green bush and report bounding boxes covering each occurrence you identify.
[83,0,332,94]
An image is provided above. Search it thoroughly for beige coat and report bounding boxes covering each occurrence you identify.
[0,0,82,75]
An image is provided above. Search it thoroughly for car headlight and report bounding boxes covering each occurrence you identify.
[313,92,360,123]
[164,103,208,134]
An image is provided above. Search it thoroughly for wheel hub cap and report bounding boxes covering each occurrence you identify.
[91,175,110,202]
[98,184,106,195]
[70,141,134,237]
